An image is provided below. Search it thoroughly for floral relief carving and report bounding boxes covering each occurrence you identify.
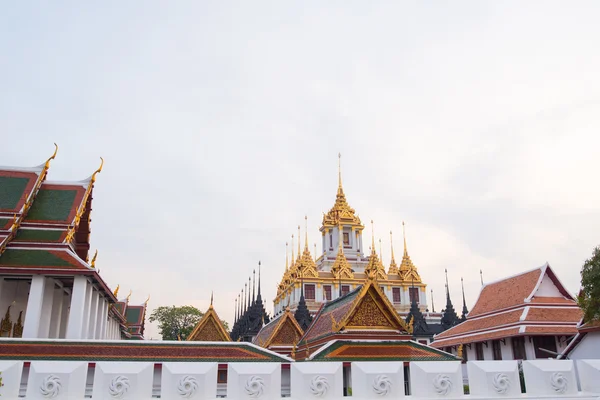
[310,376,330,397]
[108,375,130,399]
[244,376,265,398]
[372,374,392,396]
[550,372,568,394]
[433,374,452,396]
[177,376,199,398]
[347,295,392,328]
[492,373,510,394]
[39,374,62,398]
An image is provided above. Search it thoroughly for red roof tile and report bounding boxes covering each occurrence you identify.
[469,269,541,317]
[525,307,582,323]
[524,326,578,335]
[435,309,523,340]
[432,328,521,348]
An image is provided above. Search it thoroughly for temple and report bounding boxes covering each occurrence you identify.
[0,146,147,340]
[431,264,582,360]
[271,155,446,343]
[188,295,231,342]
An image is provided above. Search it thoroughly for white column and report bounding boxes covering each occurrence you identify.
[80,281,93,338]
[87,289,99,339]
[66,276,88,339]
[59,291,70,338]
[48,287,64,338]
[96,298,106,339]
[22,276,46,338]
[38,278,55,338]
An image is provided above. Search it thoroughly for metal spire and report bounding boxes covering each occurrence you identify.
[252,269,256,304]
[431,289,435,313]
[480,269,484,286]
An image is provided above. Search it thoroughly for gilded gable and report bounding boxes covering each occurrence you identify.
[346,293,394,329]
[272,319,302,345]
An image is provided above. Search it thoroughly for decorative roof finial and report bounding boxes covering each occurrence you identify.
[314,243,317,263]
[113,284,120,298]
[45,143,59,169]
[431,289,435,313]
[258,260,262,297]
[144,295,150,305]
[480,269,484,286]
[252,269,256,303]
[210,291,214,307]
[379,238,383,262]
[90,249,98,268]
[91,157,104,183]
[126,290,132,304]
[403,221,408,256]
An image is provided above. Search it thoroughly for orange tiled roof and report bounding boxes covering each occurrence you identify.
[432,328,521,348]
[435,309,523,340]
[526,307,582,323]
[469,269,541,317]
[524,326,579,335]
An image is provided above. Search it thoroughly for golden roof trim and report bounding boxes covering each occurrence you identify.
[187,305,231,342]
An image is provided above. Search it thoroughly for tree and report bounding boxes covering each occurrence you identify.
[148,305,230,340]
[578,245,600,322]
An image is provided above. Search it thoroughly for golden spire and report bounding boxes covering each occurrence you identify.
[314,243,317,263]
[113,284,120,298]
[210,291,214,308]
[126,290,132,304]
[370,220,376,254]
[388,230,399,275]
[399,221,421,282]
[403,221,408,256]
[338,152,343,194]
[331,221,353,279]
[285,242,289,272]
[297,225,301,260]
[291,234,295,264]
[44,143,58,170]
[144,295,150,305]
[379,238,383,262]
[304,215,309,250]
[90,249,98,268]
[365,220,387,280]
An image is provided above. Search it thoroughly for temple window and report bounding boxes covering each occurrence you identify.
[392,288,401,303]
[492,340,502,360]
[409,288,419,304]
[475,342,484,360]
[511,337,526,360]
[304,284,315,301]
[341,285,350,296]
[533,335,557,358]
[329,234,333,250]
[343,232,350,246]
[324,285,332,301]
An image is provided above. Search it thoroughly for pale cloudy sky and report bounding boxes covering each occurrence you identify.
[2,2,600,340]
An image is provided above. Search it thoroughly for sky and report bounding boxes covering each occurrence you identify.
[2,2,600,340]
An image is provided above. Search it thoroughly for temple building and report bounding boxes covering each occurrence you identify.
[273,156,445,337]
[431,264,582,360]
[188,295,231,342]
[0,146,146,340]
[230,262,270,342]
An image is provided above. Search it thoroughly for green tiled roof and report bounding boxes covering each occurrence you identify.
[26,189,78,222]
[0,177,29,210]
[14,229,64,242]
[0,218,11,230]
[0,249,75,267]
[125,307,142,324]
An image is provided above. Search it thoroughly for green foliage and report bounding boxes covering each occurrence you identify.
[463,385,470,395]
[578,246,600,322]
[148,305,229,340]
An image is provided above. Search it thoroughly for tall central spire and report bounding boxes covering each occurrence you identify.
[388,230,399,275]
[338,152,343,195]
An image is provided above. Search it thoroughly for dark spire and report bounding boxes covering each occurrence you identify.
[431,289,435,313]
[243,285,247,313]
[294,272,313,331]
[234,297,238,323]
[252,269,256,305]
[406,278,428,336]
[247,276,251,310]
[441,269,460,330]
[480,269,484,286]
[460,277,469,322]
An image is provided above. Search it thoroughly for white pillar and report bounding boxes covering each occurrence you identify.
[59,291,70,338]
[96,298,106,339]
[38,278,55,338]
[87,289,99,339]
[48,287,64,338]
[23,276,46,338]
[80,281,93,338]
[66,276,88,339]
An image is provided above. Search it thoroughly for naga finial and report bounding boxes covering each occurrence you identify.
[126,289,132,303]
[91,157,104,183]
[45,143,58,169]
[113,284,120,297]
[90,249,98,268]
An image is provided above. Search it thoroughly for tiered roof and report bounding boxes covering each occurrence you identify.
[431,263,582,349]
[253,307,304,354]
[296,276,410,358]
[0,147,117,300]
